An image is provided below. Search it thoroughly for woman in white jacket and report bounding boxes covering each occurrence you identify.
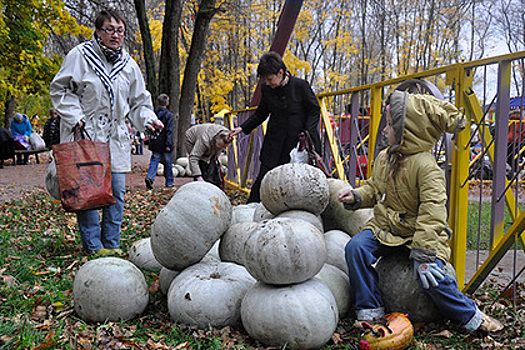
[50,9,163,256]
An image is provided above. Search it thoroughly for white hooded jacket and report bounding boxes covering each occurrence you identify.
[50,37,157,172]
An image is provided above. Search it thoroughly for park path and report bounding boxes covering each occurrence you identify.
[0,150,522,285]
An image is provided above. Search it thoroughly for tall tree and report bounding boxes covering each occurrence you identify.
[177,0,220,155]
[133,0,157,101]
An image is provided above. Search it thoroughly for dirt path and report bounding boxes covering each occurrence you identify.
[0,149,191,203]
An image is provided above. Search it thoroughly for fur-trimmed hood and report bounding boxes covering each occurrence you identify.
[387,90,465,155]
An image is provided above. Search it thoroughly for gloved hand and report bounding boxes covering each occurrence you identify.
[413,260,445,289]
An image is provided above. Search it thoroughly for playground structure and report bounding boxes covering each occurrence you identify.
[225,50,525,306]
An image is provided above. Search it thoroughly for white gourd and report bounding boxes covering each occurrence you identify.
[73,257,149,322]
[241,278,339,349]
[243,218,326,285]
[219,221,259,265]
[168,262,256,328]
[260,163,329,216]
[324,230,352,275]
[321,178,373,236]
[150,182,231,270]
[129,237,163,272]
[276,209,324,233]
[315,263,351,317]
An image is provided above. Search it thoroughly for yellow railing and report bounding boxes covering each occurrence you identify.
[225,50,525,293]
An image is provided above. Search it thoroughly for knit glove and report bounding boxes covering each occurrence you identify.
[413,260,445,289]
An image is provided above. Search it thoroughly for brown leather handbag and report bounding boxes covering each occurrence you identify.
[52,127,116,212]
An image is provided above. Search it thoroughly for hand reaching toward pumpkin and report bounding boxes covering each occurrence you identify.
[338,188,355,204]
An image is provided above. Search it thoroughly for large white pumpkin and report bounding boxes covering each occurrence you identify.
[159,267,180,295]
[73,257,149,322]
[219,221,259,265]
[260,163,330,216]
[324,230,352,275]
[168,262,256,328]
[321,179,373,236]
[241,278,339,349]
[150,182,232,270]
[315,264,352,317]
[129,237,163,272]
[243,218,326,285]
[276,209,324,233]
[176,157,189,167]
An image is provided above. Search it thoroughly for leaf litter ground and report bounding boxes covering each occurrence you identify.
[0,186,523,349]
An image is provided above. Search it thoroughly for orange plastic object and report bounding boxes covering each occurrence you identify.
[359,312,414,350]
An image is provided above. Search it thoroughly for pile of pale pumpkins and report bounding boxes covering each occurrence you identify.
[156,154,228,178]
[72,162,452,349]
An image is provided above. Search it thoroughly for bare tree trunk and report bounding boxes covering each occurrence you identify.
[159,0,184,158]
[177,0,218,155]
[3,94,15,128]
[133,0,157,102]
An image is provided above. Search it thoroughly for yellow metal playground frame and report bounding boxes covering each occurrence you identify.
[225,50,525,293]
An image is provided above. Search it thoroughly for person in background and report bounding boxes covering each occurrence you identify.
[135,130,144,155]
[145,93,174,189]
[0,127,15,168]
[43,108,61,149]
[228,51,321,202]
[10,112,32,165]
[50,9,163,256]
[185,123,232,189]
[338,90,503,335]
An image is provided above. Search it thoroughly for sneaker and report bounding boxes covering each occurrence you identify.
[145,177,153,190]
[166,184,175,188]
[479,312,504,333]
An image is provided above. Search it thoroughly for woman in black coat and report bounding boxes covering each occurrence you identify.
[229,51,321,202]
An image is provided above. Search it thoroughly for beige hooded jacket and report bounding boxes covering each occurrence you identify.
[184,124,230,177]
[349,90,464,262]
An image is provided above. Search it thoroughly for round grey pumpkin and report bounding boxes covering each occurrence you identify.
[201,240,221,263]
[129,237,163,272]
[73,257,149,322]
[321,178,373,236]
[167,262,256,328]
[376,252,457,324]
[276,209,324,233]
[241,278,339,349]
[260,163,330,216]
[219,221,259,265]
[315,264,352,317]
[243,218,326,285]
[159,267,180,295]
[324,230,352,275]
[150,181,232,270]
[45,158,60,200]
[176,157,189,167]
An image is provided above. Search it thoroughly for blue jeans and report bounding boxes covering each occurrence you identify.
[76,172,126,253]
[345,229,482,329]
[146,152,173,186]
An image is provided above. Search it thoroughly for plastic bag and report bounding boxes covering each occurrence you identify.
[29,132,46,151]
[289,143,309,164]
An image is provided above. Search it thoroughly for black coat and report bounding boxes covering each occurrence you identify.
[43,116,61,148]
[240,75,321,168]
[149,107,174,153]
[0,127,15,160]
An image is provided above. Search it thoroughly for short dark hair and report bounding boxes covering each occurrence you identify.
[158,93,169,107]
[257,51,287,77]
[49,108,57,117]
[95,9,127,30]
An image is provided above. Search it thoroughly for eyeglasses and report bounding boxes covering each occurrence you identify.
[100,27,125,36]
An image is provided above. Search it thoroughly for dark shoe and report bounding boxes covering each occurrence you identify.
[166,184,175,188]
[145,177,153,190]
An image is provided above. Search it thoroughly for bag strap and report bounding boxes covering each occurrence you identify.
[73,125,92,142]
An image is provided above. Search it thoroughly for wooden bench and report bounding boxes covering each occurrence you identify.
[12,149,48,165]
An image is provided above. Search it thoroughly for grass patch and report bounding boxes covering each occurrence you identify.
[467,201,525,250]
